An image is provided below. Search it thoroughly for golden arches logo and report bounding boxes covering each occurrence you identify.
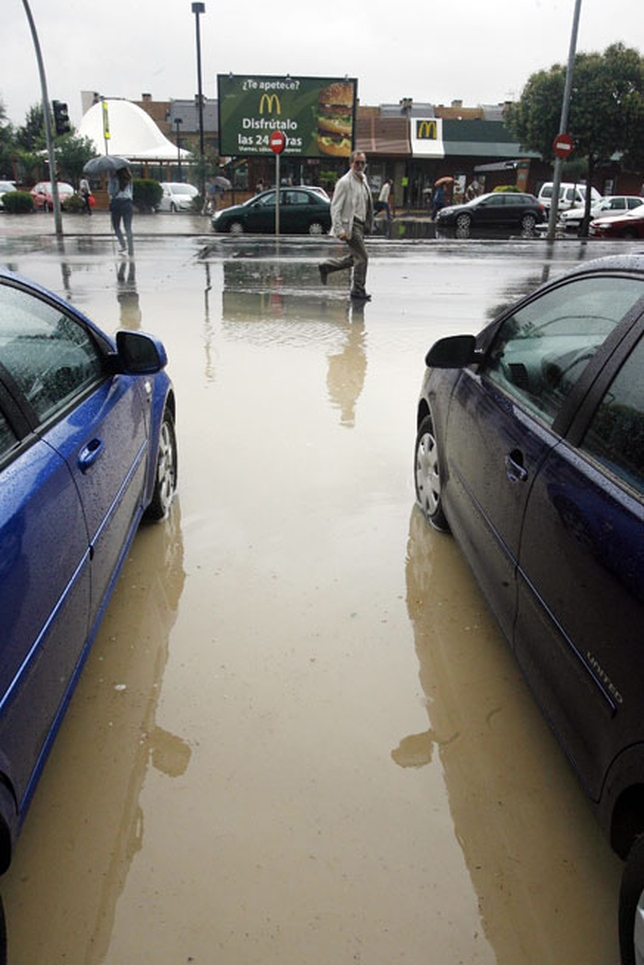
[416,119,437,140]
[259,93,281,115]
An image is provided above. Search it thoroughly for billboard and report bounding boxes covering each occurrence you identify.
[217,74,357,159]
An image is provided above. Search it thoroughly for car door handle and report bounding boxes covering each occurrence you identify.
[505,451,528,483]
[78,438,104,472]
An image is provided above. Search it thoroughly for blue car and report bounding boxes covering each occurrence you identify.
[414,254,644,965]
[0,269,177,938]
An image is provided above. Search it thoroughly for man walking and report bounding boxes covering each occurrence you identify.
[318,151,373,301]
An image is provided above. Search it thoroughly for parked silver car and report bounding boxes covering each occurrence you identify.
[157,182,198,212]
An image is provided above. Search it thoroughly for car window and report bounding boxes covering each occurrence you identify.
[283,191,312,206]
[483,276,643,427]
[581,335,644,494]
[0,285,104,423]
[256,192,275,206]
[0,408,18,459]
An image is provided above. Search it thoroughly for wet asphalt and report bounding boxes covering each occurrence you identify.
[0,213,634,964]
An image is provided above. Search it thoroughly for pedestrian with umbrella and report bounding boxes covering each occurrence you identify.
[83,156,134,255]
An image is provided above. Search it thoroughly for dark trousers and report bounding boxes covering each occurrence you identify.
[110,198,134,254]
[321,219,368,294]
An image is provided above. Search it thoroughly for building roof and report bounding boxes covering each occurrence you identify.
[78,99,191,161]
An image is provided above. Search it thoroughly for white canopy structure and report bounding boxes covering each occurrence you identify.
[78,99,191,162]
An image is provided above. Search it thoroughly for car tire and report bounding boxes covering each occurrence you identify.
[229,221,245,235]
[145,408,178,521]
[414,413,450,532]
[308,221,326,236]
[623,229,638,240]
[455,213,471,232]
[521,213,537,231]
[619,834,644,965]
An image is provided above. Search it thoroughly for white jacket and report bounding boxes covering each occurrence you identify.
[330,168,373,239]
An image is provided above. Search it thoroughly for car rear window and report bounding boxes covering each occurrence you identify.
[582,335,644,495]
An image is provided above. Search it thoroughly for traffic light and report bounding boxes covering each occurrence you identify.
[52,100,71,136]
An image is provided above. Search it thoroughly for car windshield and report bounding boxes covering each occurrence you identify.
[170,185,195,195]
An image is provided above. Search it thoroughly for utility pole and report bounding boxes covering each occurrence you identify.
[547,0,583,241]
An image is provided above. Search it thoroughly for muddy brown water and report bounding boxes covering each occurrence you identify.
[0,233,624,963]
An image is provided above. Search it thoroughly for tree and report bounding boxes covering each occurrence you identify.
[15,104,46,152]
[55,133,96,186]
[0,101,15,179]
[506,43,644,234]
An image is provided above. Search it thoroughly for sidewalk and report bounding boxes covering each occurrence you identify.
[1,208,435,239]
[0,210,213,239]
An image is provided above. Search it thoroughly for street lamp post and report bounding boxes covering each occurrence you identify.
[21,0,63,238]
[191,2,206,200]
[175,118,183,180]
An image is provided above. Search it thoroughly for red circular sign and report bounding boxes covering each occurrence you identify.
[270,131,286,155]
[552,132,574,159]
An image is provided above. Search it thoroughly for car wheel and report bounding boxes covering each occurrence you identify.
[521,213,537,232]
[308,221,325,236]
[228,221,245,235]
[145,408,178,521]
[414,413,450,532]
[623,229,638,240]
[455,213,471,232]
[620,834,644,965]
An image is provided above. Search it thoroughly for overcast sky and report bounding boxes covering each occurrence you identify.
[2,0,643,128]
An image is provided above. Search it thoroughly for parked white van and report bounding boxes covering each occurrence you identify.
[538,181,601,211]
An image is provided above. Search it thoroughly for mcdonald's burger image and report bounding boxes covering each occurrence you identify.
[317,82,353,156]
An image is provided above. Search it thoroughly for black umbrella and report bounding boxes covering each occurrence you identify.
[83,155,130,176]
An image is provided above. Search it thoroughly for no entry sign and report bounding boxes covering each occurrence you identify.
[270,130,286,154]
[553,132,574,159]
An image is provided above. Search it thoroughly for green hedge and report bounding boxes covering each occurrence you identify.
[133,179,163,212]
[2,191,35,213]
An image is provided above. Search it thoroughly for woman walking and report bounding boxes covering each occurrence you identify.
[108,166,134,256]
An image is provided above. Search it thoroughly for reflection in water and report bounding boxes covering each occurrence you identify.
[3,504,188,964]
[116,260,141,329]
[326,311,367,427]
[401,505,620,964]
[222,258,368,427]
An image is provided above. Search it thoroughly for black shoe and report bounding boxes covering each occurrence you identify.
[318,264,329,286]
[350,290,371,301]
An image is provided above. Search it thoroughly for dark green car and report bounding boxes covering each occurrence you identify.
[212,187,331,235]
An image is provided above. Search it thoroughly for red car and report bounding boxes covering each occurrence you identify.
[30,181,75,212]
[589,204,644,239]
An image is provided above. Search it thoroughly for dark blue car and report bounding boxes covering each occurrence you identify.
[0,269,177,943]
[414,255,644,965]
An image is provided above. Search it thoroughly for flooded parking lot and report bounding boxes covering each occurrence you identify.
[0,228,630,963]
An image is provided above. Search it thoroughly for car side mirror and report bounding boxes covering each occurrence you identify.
[425,334,478,368]
[115,330,168,374]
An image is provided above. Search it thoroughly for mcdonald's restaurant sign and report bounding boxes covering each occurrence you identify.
[218,74,357,158]
[411,116,445,158]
